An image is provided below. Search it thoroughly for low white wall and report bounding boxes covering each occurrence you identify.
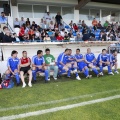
[0,42,120,75]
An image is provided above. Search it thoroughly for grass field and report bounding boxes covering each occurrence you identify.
[0,71,120,120]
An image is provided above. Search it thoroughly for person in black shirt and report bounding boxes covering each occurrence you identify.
[0,26,8,42]
[82,30,90,41]
[3,31,13,43]
[55,12,62,25]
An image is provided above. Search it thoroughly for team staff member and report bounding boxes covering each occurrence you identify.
[19,51,32,88]
[32,50,49,82]
[5,50,20,86]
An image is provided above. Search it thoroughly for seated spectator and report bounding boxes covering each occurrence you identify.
[26,22,31,31]
[0,12,7,24]
[37,25,42,33]
[48,29,53,37]
[12,33,20,42]
[14,18,20,28]
[76,29,83,37]
[31,34,36,41]
[77,20,82,29]
[26,18,30,25]
[49,21,54,30]
[43,34,51,42]
[0,26,8,42]
[64,32,70,41]
[3,31,12,43]
[70,35,75,41]
[42,21,49,30]
[28,28,35,40]
[19,26,25,41]
[73,23,78,32]
[20,17,25,27]
[50,33,56,42]
[97,21,102,29]
[32,21,37,29]
[56,32,64,41]
[92,18,98,31]
[82,30,90,41]
[41,29,47,40]
[35,29,41,38]
[68,30,73,38]
[54,22,58,30]
[60,29,65,37]
[59,23,64,31]
[69,20,73,28]
[75,34,82,41]
[101,32,107,41]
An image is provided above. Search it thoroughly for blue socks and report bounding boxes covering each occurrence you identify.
[15,73,20,84]
[32,70,36,81]
[99,65,103,73]
[45,70,49,81]
[108,65,111,73]
[83,69,89,77]
[92,68,99,75]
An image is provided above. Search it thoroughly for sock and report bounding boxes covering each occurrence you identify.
[108,65,111,73]
[45,70,49,81]
[32,70,36,81]
[76,72,78,77]
[67,68,71,77]
[92,68,99,75]
[83,69,89,77]
[99,65,103,73]
[15,73,20,84]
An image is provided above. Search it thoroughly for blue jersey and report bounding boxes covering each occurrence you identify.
[66,55,75,63]
[109,54,117,63]
[32,55,45,66]
[97,53,109,63]
[57,52,67,65]
[84,53,95,63]
[74,54,85,64]
[7,57,19,70]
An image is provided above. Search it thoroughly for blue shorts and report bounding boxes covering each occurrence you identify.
[97,63,107,67]
[11,68,18,72]
[58,64,64,71]
[78,62,87,71]
[36,68,45,72]
[110,62,115,66]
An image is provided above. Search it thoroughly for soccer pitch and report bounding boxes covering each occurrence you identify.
[0,72,120,120]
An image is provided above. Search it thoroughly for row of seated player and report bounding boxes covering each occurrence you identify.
[4,48,119,88]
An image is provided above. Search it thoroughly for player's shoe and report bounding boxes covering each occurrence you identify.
[86,75,92,79]
[114,71,119,74]
[73,69,77,74]
[76,76,81,80]
[28,82,32,87]
[48,77,50,81]
[22,83,26,88]
[108,72,114,75]
[53,77,57,80]
[99,72,104,76]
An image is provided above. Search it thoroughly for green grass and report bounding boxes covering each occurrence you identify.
[0,71,120,120]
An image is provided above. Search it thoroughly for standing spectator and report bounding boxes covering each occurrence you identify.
[14,18,20,28]
[55,12,62,25]
[69,20,73,28]
[43,12,51,24]
[92,18,98,30]
[44,48,58,80]
[0,12,7,24]
[104,21,109,28]
[20,17,25,27]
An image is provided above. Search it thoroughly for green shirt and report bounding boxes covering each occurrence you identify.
[44,54,55,65]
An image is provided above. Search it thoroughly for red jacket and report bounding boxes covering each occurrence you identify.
[56,36,64,41]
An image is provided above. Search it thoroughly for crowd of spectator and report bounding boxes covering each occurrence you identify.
[0,11,120,43]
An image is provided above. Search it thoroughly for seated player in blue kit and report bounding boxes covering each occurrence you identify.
[32,50,49,82]
[84,48,101,77]
[66,49,81,80]
[57,49,72,78]
[96,49,114,76]
[75,48,92,79]
[5,50,20,86]
[109,50,119,74]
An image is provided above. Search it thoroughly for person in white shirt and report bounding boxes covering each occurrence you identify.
[49,21,54,30]
[43,12,51,24]
[60,29,65,37]
[20,17,25,27]
[14,18,20,28]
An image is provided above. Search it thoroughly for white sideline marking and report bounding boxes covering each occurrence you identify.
[0,95,120,120]
[0,89,120,112]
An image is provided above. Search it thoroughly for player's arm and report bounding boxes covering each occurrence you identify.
[84,54,90,64]
[7,59,14,75]
[75,55,85,62]
[60,54,66,66]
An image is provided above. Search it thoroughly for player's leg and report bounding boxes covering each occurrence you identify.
[47,66,51,81]
[27,69,32,87]
[106,62,114,75]
[43,66,49,82]
[73,62,81,80]
[32,67,37,82]
[20,71,26,88]
[53,65,58,80]
[14,69,20,85]
[66,63,72,78]
[114,62,119,74]
[5,69,11,78]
